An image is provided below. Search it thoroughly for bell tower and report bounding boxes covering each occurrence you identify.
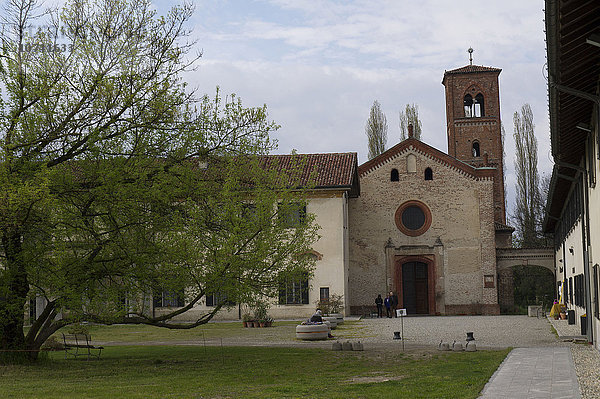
[442,51,506,223]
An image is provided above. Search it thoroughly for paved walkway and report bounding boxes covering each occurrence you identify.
[479,316,586,399]
[479,347,581,399]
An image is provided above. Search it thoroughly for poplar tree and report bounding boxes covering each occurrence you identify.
[399,103,423,140]
[512,104,544,247]
[365,100,388,160]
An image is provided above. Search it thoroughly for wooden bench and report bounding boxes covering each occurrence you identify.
[62,333,104,360]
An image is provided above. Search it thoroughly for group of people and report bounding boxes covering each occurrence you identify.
[375,292,399,318]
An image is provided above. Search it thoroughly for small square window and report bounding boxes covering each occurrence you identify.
[320,287,330,301]
[484,275,495,288]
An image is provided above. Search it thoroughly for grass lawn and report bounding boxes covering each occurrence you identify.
[0,344,508,398]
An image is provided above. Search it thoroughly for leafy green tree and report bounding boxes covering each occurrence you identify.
[365,100,387,160]
[0,0,318,360]
[512,104,547,247]
[399,103,422,140]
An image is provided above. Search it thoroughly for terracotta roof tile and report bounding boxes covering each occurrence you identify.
[259,153,359,195]
[444,65,502,75]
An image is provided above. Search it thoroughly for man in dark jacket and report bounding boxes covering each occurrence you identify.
[375,294,383,318]
[384,295,392,318]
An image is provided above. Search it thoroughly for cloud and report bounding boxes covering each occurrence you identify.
[185,0,549,216]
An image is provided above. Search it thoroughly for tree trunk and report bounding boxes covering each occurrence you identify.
[1,230,31,360]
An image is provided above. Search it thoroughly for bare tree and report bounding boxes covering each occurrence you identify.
[512,104,544,247]
[399,103,422,140]
[365,100,387,160]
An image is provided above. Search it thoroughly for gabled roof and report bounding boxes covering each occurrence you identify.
[442,65,502,85]
[260,153,360,197]
[358,138,495,180]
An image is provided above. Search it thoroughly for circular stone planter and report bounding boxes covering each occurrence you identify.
[322,316,338,329]
[296,324,330,340]
[328,313,344,325]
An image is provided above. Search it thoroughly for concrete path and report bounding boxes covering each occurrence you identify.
[479,347,581,399]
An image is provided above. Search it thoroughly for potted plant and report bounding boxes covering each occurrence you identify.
[242,312,252,328]
[252,301,270,328]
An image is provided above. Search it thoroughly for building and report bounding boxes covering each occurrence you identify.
[171,62,524,321]
[542,0,600,347]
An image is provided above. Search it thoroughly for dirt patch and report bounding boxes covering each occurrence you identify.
[345,372,405,384]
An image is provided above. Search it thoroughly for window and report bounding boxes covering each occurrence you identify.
[569,277,573,305]
[395,200,432,237]
[472,142,481,157]
[153,289,185,308]
[206,292,235,307]
[474,93,485,117]
[391,168,399,182]
[464,94,473,117]
[424,167,433,181]
[464,93,485,117]
[484,275,495,288]
[575,274,586,307]
[278,202,306,228]
[320,287,330,301]
[278,273,309,305]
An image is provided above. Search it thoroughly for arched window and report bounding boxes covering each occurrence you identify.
[424,167,433,180]
[463,94,473,117]
[472,142,481,157]
[391,169,399,181]
[474,93,485,117]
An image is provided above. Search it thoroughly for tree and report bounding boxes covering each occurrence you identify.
[0,0,318,360]
[399,103,422,140]
[512,104,545,247]
[365,100,387,160]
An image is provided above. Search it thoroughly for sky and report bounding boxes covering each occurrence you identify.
[173,0,552,218]
[43,0,552,217]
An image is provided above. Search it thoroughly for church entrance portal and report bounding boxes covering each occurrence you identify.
[402,261,429,314]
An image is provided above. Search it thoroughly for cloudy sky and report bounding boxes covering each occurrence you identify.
[168,1,551,215]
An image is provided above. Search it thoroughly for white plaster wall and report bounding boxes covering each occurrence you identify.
[171,192,349,321]
[587,126,600,350]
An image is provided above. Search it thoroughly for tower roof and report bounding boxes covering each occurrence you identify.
[442,65,502,85]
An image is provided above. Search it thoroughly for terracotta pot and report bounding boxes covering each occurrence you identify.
[259,322,266,328]
[243,321,248,328]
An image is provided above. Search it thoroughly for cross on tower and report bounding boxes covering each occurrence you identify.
[468,47,474,65]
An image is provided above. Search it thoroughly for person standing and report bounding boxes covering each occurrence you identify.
[390,291,399,318]
[384,294,392,318]
[375,294,383,318]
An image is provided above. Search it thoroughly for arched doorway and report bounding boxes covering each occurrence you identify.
[402,261,429,314]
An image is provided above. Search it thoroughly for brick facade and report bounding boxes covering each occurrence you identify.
[442,66,507,224]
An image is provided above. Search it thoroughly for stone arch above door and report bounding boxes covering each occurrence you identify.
[394,255,436,315]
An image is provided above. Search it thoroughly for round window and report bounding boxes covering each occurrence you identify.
[395,201,431,236]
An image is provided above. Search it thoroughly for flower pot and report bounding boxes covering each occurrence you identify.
[259,322,266,328]
[243,321,248,328]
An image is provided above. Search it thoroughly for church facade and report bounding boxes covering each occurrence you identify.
[347,64,510,316]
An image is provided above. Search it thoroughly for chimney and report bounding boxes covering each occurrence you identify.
[408,124,414,138]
